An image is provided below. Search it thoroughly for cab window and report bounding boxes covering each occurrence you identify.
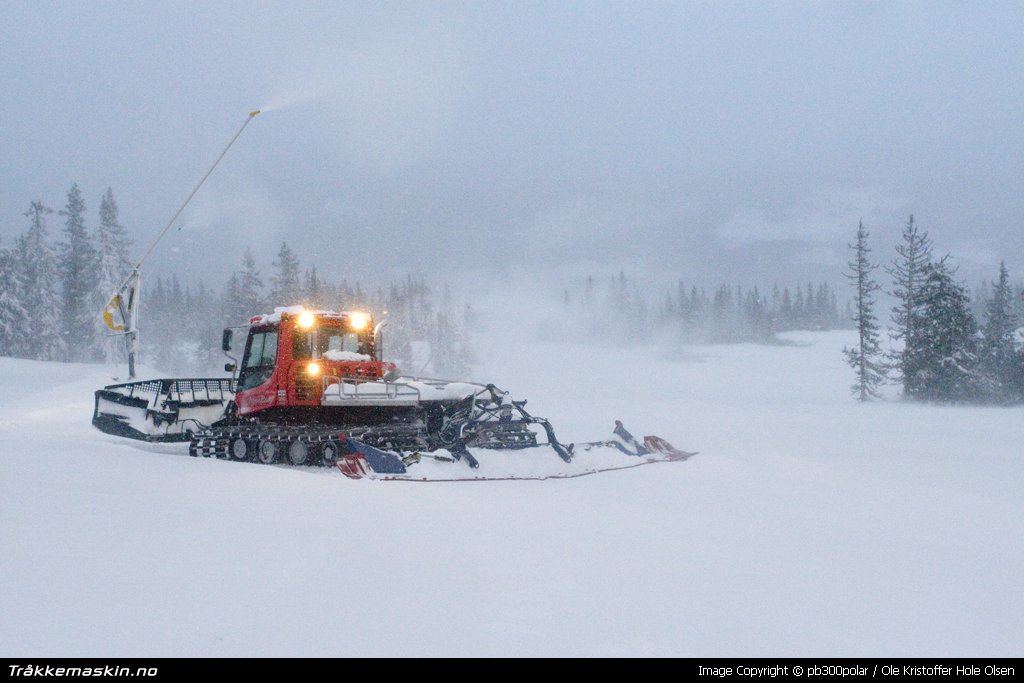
[240,330,278,389]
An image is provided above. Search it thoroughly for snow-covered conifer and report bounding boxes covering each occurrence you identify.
[238,248,264,315]
[270,242,301,305]
[842,221,887,400]
[304,265,325,309]
[906,258,979,402]
[58,183,98,361]
[18,201,64,360]
[93,188,133,363]
[0,239,29,356]
[980,261,1019,403]
[886,215,933,391]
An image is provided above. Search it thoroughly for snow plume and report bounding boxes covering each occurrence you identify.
[177,175,285,247]
[257,88,322,114]
[263,28,466,172]
[139,172,289,284]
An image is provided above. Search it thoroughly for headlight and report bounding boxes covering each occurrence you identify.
[307,362,320,376]
[349,313,368,330]
[297,311,316,329]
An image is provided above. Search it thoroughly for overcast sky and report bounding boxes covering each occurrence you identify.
[2,1,1022,291]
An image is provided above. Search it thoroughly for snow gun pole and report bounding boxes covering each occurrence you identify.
[134,110,261,270]
[105,110,261,378]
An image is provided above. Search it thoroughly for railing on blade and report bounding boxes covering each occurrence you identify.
[165,378,236,404]
[103,377,235,404]
[320,375,422,402]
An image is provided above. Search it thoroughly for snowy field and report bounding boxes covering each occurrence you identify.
[1,329,1021,657]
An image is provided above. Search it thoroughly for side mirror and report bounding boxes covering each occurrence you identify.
[221,328,233,352]
[224,363,236,373]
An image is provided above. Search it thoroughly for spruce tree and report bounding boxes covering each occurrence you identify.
[304,265,325,309]
[0,238,29,357]
[780,287,793,330]
[793,286,805,329]
[18,201,64,360]
[221,272,243,326]
[980,261,1019,403]
[94,188,134,363]
[1017,286,1024,401]
[222,248,264,325]
[906,258,980,402]
[270,242,301,305]
[842,221,886,400]
[191,280,222,372]
[744,287,769,341]
[58,183,98,361]
[887,215,933,392]
[799,284,811,329]
[145,277,173,370]
[166,276,187,371]
[1015,320,1024,403]
[814,283,832,329]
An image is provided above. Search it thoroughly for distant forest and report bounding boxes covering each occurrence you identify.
[559,272,847,346]
[143,251,476,378]
[0,185,474,377]
[3,187,1022,403]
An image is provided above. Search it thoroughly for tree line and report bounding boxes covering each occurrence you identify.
[0,190,473,377]
[0,185,132,364]
[561,272,845,346]
[844,216,1024,404]
[145,245,475,378]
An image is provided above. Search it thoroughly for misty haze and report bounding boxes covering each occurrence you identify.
[1,1,1021,660]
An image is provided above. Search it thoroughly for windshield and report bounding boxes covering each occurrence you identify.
[323,330,362,354]
[292,323,370,360]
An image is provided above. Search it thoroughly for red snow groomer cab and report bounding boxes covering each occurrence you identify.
[233,307,391,419]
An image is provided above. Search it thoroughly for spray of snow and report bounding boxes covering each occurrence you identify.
[257,28,464,172]
[257,89,322,114]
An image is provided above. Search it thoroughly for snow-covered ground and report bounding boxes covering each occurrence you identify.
[1,330,1021,656]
